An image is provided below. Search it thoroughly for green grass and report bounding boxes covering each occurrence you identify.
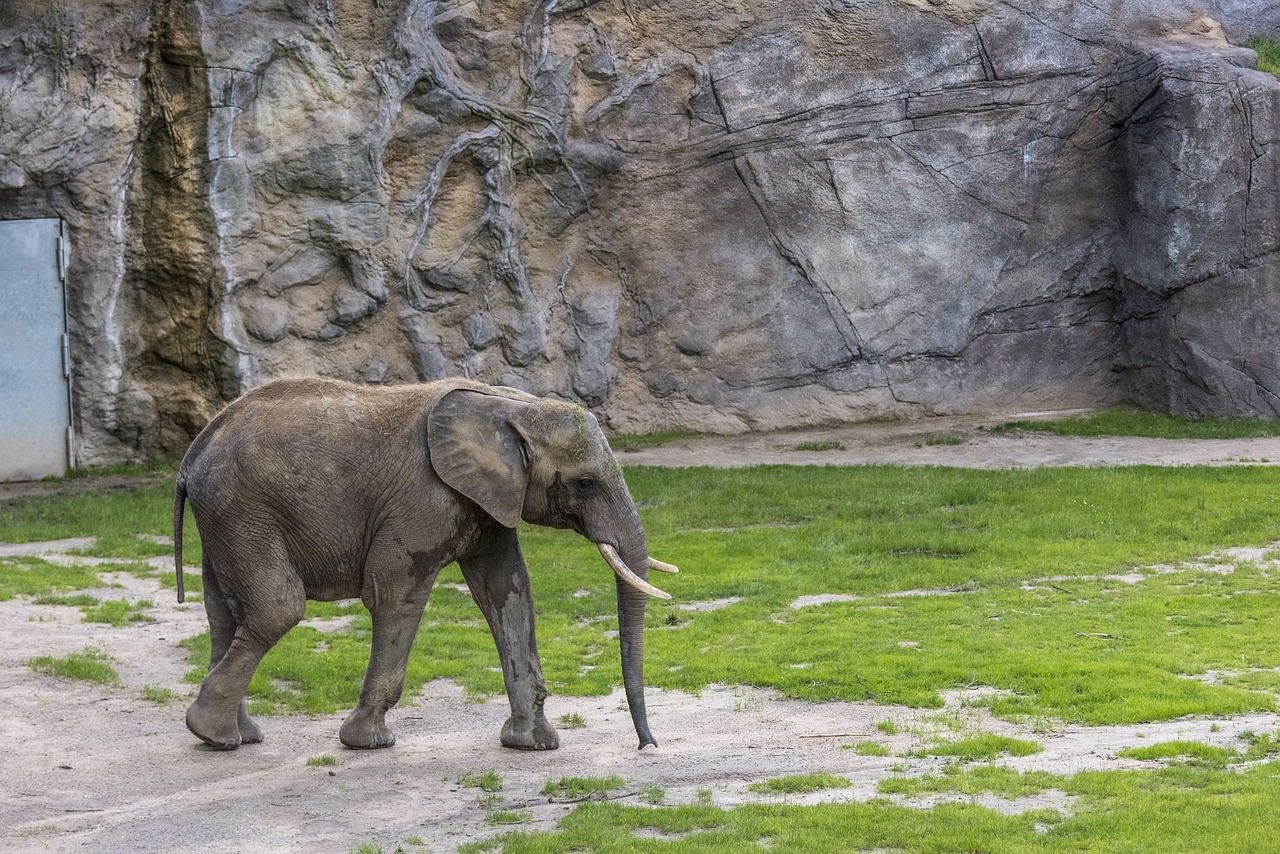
[1239,730,1280,761]
[307,754,338,767]
[792,441,847,452]
[31,593,99,606]
[994,407,1280,439]
[559,711,586,728]
[747,772,851,795]
[1117,740,1240,766]
[10,465,1280,727]
[28,647,120,685]
[487,810,532,825]
[1249,37,1280,76]
[140,684,175,705]
[0,558,108,600]
[460,769,504,792]
[848,742,892,756]
[0,480,199,562]
[879,763,1059,798]
[82,598,156,626]
[541,775,625,799]
[28,589,158,625]
[909,734,1042,761]
[466,758,1280,853]
[607,429,703,451]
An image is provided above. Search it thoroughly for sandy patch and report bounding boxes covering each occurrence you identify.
[676,597,743,612]
[616,413,1280,469]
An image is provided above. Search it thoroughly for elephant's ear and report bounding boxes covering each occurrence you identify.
[427,388,531,528]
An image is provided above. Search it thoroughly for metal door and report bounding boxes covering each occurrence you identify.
[0,218,73,480]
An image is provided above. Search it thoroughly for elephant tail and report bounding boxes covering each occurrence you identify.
[173,478,187,604]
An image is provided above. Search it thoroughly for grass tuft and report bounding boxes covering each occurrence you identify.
[140,684,175,705]
[1240,731,1280,762]
[460,769,504,792]
[1117,740,1239,766]
[608,429,703,451]
[28,647,120,685]
[847,742,892,756]
[994,407,1280,439]
[0,558,105,601]
[747,772,851,795]
[792,441,847,452]
[559,711,586,728]
[909,734,1042,761]
[542,775,625,799]
[879,764,1060,798]
[82,598,156,626]
[32,593,99,607]
[1249,37,1280,76]
[307,754,338,767]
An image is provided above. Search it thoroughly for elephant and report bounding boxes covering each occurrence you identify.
[172,377,677,752]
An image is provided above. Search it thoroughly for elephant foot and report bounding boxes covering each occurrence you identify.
[186,701,242,750]
[501,714,559,751]
[237,705,265,745]
[340,708,396,749]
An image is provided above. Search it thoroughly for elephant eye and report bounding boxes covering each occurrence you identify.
[575,476,595,493]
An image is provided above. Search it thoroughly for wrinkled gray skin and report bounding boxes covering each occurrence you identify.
[174,377,662,751]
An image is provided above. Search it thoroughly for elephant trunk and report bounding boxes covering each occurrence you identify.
[614,531,657,749]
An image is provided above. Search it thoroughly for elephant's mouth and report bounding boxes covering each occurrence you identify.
[546,471,583,532]
[595,543,678,600]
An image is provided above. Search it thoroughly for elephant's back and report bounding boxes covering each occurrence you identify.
[179,379,441,500]
[177,376,514,492]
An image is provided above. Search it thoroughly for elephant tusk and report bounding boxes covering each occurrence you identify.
[598,543,672,600]
[648,557,679,574]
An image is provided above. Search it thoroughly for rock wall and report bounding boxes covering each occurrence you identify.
[1,0,1278,462]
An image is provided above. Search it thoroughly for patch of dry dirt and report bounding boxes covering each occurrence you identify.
[619,411,1280,468]
[3,419,1280,853]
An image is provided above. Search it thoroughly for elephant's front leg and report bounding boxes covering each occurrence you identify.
[459,529,558,750]
[340,595,429,750]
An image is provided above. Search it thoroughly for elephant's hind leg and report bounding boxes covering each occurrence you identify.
[187,558,304,750]
[192,561,264,745]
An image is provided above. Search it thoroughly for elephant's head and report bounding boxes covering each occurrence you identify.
[427,384,677,748]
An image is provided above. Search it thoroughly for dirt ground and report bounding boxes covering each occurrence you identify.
[3,413,1280,853]
[616,411,1280,468]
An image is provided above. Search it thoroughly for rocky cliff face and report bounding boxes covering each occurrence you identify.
[1,0,1277,462]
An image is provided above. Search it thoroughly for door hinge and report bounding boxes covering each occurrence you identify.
[62,333,71,378]
[57,223,68,282]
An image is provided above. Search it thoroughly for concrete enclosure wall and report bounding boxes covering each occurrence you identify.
[1,0,1278,464]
